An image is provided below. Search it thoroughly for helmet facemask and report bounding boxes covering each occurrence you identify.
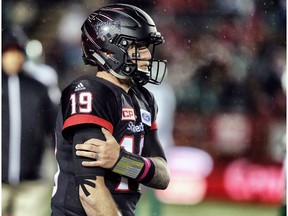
[121,34,167,85]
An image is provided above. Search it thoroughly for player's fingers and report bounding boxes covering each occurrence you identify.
[76,150,98,159]
[75,144,100,153]
[81,161,102,167]
[83,138,104,146]
[101,127,113,140]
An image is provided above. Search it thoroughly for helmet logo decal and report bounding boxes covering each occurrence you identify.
[87,12,99,23]
[95,21,121,41]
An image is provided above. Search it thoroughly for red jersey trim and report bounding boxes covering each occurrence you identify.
[150,121,158,130]
[63,114,114,133]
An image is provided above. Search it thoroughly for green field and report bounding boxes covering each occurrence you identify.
[136,190,282,216]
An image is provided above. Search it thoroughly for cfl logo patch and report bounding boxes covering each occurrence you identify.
[122,108,136,121]
[140,109,151,126]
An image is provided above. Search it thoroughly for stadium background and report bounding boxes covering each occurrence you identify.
[2,0,286,215]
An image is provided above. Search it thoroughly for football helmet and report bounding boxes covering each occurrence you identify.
[81,3,167,85]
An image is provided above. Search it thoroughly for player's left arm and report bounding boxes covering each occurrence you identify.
[140,128,170,190]
[76,128,170,190]
[144,157,170,189]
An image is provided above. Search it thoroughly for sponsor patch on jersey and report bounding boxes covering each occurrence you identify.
[127,122,145,133]
[140,109,151,126]
[75,82,86,91]
[122,108,136,121]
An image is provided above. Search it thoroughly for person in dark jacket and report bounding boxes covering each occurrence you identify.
[2,38,56,216]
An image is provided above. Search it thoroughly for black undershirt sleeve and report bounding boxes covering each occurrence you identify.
[72,125,107,177]
[141,129,166,160]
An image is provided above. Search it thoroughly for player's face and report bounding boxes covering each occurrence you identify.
[127,44,151,73]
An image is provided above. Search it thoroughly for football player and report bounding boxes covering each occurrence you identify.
[51,4,170,216]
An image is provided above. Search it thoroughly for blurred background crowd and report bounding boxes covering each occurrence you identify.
[2,0,286,215]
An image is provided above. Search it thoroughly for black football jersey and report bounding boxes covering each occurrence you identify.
[51,75,163,216]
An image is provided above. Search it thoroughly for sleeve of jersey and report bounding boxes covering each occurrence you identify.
[73,126,106,177]
[149,91,159,131]
[61,80,117,141]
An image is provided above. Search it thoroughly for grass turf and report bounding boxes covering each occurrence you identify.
[136,190,281,216]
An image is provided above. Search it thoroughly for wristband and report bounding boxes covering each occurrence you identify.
[111,149,155,182]
[138,158,152,180]
[112,148,145,179]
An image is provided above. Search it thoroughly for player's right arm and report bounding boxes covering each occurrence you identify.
[61,79,122,215]
[73,126,122,216]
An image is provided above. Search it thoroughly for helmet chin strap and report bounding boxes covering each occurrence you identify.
[108,68,130,80]
[92,52,130,80]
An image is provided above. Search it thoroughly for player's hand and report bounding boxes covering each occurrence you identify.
[75,128,120,169]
